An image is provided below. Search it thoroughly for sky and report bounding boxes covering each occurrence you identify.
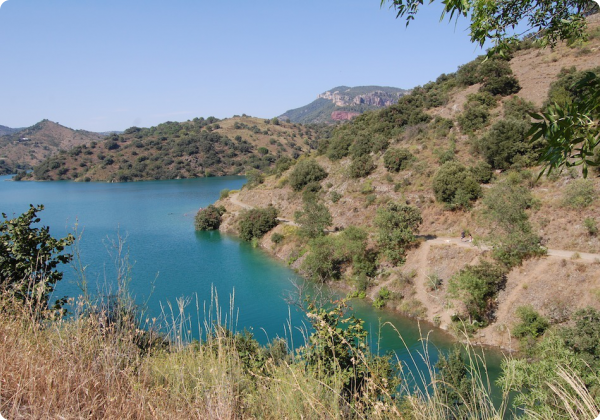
[0,0,487,132]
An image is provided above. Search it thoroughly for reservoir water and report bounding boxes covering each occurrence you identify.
[0,174,504,388]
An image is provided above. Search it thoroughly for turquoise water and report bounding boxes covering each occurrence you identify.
[0,175,504,389]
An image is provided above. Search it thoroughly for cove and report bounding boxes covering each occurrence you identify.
[0,175,504,386]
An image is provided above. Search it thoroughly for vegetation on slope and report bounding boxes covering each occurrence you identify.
[24,116,327,182]
[0,119,104,174]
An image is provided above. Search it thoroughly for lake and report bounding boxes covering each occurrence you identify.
[0,174,504,389]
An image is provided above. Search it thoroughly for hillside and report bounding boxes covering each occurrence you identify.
[211,17,600,351]
[0,120,104,175]
[25,116,324,182]
[279,85,407,124]
[0,124,24,136]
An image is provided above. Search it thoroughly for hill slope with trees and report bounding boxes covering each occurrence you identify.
[0,120,104,175]
[24,116,325,182]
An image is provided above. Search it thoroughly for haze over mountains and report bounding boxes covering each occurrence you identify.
[279,85,408,124]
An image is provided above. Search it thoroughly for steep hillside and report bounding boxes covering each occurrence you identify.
[25,116,324,182]
[280,85,407,124]
[211,18,600,350]
[0,120,104,174]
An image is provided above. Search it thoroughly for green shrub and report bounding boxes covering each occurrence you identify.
[301,236,340,282]
[219,189,230,200]
[330,191,342,203]
[546,66,600,107]
[274,156,294,176]
[503,96,536,120]
[562,179,597,208]
[383,148,414,172]
[584,217,598,236]
[238,207,278,241]
[195,205,226,231]
[294,199,332,238]
[512,306,549,339]
[448,261,506,324]
[456,56,485,86]
[289,159,327,191]
[469,161,493,184]
[271,232,284,244]
[457,104,490,133]
[560,307,600,367]
[480,74,521,96]
[466,91,498,109]
[478,119,539,169]
[245,169,264,188]
[375,202,422,265]
[349,155,375,179]
[432,162,482,209]
[373,287,392,309]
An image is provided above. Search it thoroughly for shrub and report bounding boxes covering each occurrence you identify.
[294,199,332,238]
[503,96,536,120]
[584,218,598,236]
[562,179,597,208]
[289,159,327,191]
[480,75,521,96]
[469,161,493,184]
[456,56,485,86]
[349,155,375,179]
[195,205,226,231]
[432,162,482,209]
[330,191,342,203]
[383,148,414,172]
[274,156,294,176]
[457,104,490,133]
[483,182,546,268]
[373,287,392,309]
[478,119,539,169]
[301,236,340,282]
[0,205,74,313]
[466,91,498,109]
[245,169,264,188]
[512,306,549,339]
[375,202,422,265]
[448,262,506,324]
[271,233,284,244]
[219,189,230,199]
[238,207,278,241]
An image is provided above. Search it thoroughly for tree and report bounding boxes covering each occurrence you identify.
[195,205,226,231]
[288,159,328,191]
[238,207,278,241]
[375,202,422,265]
[294,199,332,238]
[0,205,74,311]
[432,161,481,209]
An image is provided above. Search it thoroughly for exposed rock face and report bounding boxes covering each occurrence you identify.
[318,89,402,107]
[331,111,360,121]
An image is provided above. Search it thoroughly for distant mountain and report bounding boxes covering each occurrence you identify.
[0,125,24,136]
[25,116,323,182]
[0,120,105,175]
[279,85,408,124]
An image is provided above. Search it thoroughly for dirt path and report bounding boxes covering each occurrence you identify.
[230,193,600,262]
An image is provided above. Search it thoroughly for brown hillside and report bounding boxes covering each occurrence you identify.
[0,120,104,173]
[213,23,600,350]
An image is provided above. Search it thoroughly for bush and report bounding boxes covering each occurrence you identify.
[448,261,506,324]
[512,306,549,339]
[294,199,332,238]
[480,74,521,96]
[195,205,226,231]
[477,119,539,169]
[0,205,74,313]
[503,96,536,120]
[245,169,264,188]
[562,179,597,208]
[289,159,327,191]
[271,233,284,244]
[330,191,342,203]
[349,155,375,179]
[383,148,414,172]
[301,236,340,282]
[375,202,422,265]
[584,218,598,236]
[469,161,493,184]
[219,189,230,200]
[457,104,490,133]
[432,162,482,209]
[238,207,278,241]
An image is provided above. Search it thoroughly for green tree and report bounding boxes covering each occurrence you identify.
[195,205,226,231]
[375,202,422,265]
[294,198,332,238]
[432,161,482,209]
[289,159,328,191]
[238,207,278,241]
[0,205,74,312]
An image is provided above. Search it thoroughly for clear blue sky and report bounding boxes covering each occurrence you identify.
[0,0,485,132]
